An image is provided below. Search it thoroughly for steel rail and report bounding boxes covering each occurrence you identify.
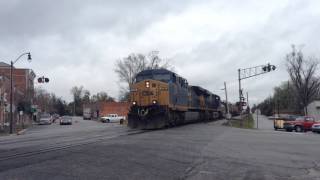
[0,129,147,161]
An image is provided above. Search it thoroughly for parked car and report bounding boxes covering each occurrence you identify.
[60,116,73,125]
[100,114,126,123]
[274,115,298,130]
[39,114,52,125]
[283,116,318,132]
[312,123,320,133]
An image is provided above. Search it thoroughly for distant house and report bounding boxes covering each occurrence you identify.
[307,100,320,120]
[83,101,130,119]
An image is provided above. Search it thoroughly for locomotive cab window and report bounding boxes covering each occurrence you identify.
[153,74,171,82]
[172,74,176,83]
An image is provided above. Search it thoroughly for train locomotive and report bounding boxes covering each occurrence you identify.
[128,69,223,129]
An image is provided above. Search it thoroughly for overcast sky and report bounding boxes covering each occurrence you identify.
[1,0,320,104]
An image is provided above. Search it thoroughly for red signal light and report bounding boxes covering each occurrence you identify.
[38,78,43,83]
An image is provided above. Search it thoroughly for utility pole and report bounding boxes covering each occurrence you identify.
[256,109,259,129]
[10,61,13,134]
[223,82,230,122]
[238,69,243,127]
[246,92,249,109]
[238,69,242,111]
[246,92,249,127]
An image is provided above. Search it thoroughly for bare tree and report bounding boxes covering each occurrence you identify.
[115,53,146,87]
[82,90,91,104]
[70,86,84,115]
[286,45,320,115]
[91,92,114,102]
[33,87,68,115]
[70,86,84,100]
[114,51,173,100]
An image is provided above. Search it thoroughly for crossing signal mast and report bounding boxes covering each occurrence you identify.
[238,63,276,111]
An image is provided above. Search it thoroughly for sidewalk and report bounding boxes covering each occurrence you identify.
[0,124,33,137]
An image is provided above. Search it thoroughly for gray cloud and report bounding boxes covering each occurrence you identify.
[0,0,202,40]
[1,0,320,103]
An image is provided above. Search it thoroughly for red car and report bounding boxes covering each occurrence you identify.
[283,116,318,132]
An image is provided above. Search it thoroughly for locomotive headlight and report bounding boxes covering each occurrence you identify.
[132,101,137,105]
[152,100,157,104]
[145,81,150,88]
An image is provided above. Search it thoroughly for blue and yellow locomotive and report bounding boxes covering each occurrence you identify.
[128,69,223,129]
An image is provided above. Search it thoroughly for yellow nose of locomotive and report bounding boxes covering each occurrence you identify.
[130,79,169,107]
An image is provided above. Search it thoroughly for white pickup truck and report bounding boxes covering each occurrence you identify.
[100,114,126,123]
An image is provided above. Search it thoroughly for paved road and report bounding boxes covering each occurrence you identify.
[253,113,274,130]
[0,117,319,180]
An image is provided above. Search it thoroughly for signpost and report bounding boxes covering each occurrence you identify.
[256,109,259,129]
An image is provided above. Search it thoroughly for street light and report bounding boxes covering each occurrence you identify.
[9,52,32,134]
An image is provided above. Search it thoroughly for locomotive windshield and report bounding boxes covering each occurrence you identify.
[135,69,173,83]
[136,74,171,82]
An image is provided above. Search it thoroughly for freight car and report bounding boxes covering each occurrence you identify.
[128,69,223,129]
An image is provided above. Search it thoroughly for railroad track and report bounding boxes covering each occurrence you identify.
[0,126,120,145]
[0,129,148,161]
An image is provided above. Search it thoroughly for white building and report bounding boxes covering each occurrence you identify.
[307,100,320,120]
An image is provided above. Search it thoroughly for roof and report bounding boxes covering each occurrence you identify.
[0,62,11,67]
[137,68,174,76]
[191,86,211,96]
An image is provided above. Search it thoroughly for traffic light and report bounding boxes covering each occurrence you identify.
[262,63,276,72]
[37,76,50,83]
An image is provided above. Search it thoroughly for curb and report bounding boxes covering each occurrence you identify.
[16,129,28,135]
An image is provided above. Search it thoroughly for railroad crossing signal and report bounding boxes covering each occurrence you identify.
[238,62,276,111]
[262,63,276,72]
[38,76,49,83]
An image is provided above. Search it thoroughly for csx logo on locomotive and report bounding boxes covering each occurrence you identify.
[128,69,223,129]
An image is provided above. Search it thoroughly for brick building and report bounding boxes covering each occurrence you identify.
[0,62,36,133]
[0,75,10,130]
[99,102,130,117]
[83,101,130,119]
[0,62,36,96]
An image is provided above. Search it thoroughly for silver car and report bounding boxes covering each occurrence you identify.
[60,116,72,125]
[312,123,320,133]
[39,114,52,125]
